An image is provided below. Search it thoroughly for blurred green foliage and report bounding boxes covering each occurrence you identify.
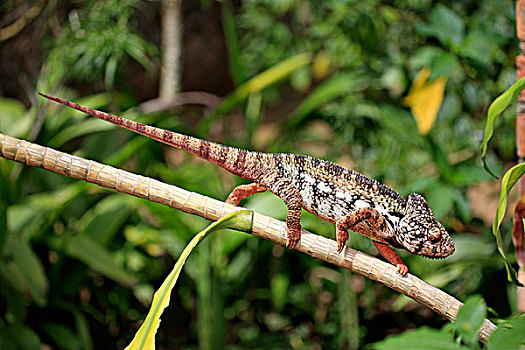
[0,0,522,349]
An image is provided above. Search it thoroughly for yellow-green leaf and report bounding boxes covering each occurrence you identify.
[492,163,525,286]
[480,77,525,178]
[200,53,312,134]
[125,210,253,350]
[403,67,447,135]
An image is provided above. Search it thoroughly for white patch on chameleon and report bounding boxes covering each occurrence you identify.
[354,199,370,209]
[300,172,316,185]
[317,181,332,193]
[335,190,354,203]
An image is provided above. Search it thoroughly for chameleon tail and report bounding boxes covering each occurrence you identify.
[38,93,264,179]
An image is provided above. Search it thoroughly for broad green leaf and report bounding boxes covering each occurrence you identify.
[0,324,41,350]
[77,194,134,245]
[54,302,94,350]
[125,210,253,350]
[64,235,137,286]
[426,183,457,219]
[481,77,525,178]
[492,163,525,286]
[0,234,48,306]
[42,323,83,350]
[286,72,369,128]
[0,97,32,137]
[460,31,501,71]
[371,327,469,350]
[452,295,486,347]
[486,316,525,350]
[416,4,464,48]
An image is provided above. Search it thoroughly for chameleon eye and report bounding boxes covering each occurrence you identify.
[429,227,441,242]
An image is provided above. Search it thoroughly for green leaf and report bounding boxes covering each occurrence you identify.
[221,0,245,86]
[221,52,312,112]
[125,210,253,350]
[370,327,469,350]
[452,295,486,347]
[491,163,525,286]
[42,92,112,133]
[481,77,525,178]
[286,72,369,128]
[64,235,137,286]
[42,323,83,350]
[460,31,500,71]
[486,316,525,350]
[105,55,119,90]
[76,194,134,245]
[416,4,464,48]
[426,182,458,219]
[0,234,48,306]
[270,273,290,312]
[0,97,32,137]
[200,53,312,133]
[47,118,114,148]
[0,198,7,256]
[0,324,41,350]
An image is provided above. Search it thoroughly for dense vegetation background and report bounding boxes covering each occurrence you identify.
[0,0,522,348]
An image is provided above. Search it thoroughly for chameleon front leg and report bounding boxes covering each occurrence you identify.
[336,207,407,275]
[336,207,386,252]
[226,182,267,206]
[373,242,408,276]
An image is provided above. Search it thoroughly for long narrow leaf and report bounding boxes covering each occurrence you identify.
[481,77,525,178]
[125,210,253,350]
[286,72,369,128]
[65,235,138,286]
[492,163,525,286]
[221,0,245,86]
[200,53,312,134]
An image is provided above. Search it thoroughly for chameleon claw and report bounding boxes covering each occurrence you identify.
[286,227,301,249]
[336,229,348,253]
[396,264,408,276]
[225,195,240,206]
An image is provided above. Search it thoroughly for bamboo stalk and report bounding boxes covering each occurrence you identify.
[0,132,497,343]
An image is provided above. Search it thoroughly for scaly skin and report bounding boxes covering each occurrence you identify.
[39,93,455,275]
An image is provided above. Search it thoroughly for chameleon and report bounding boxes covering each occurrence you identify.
[39,93,455,275]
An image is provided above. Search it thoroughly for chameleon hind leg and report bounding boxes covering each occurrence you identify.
[268,178,303,249]
[226,183,267,206]
[226,179,303,249]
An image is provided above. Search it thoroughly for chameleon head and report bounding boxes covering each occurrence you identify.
[396,193,455,258]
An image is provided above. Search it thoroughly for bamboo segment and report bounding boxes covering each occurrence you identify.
[0,132,497,342]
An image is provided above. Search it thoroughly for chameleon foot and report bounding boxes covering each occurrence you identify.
[336,228,349,253]
[373,241,408,276]
[226,183,267,206]
[285,225,301,249]
[396,264,408,276]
